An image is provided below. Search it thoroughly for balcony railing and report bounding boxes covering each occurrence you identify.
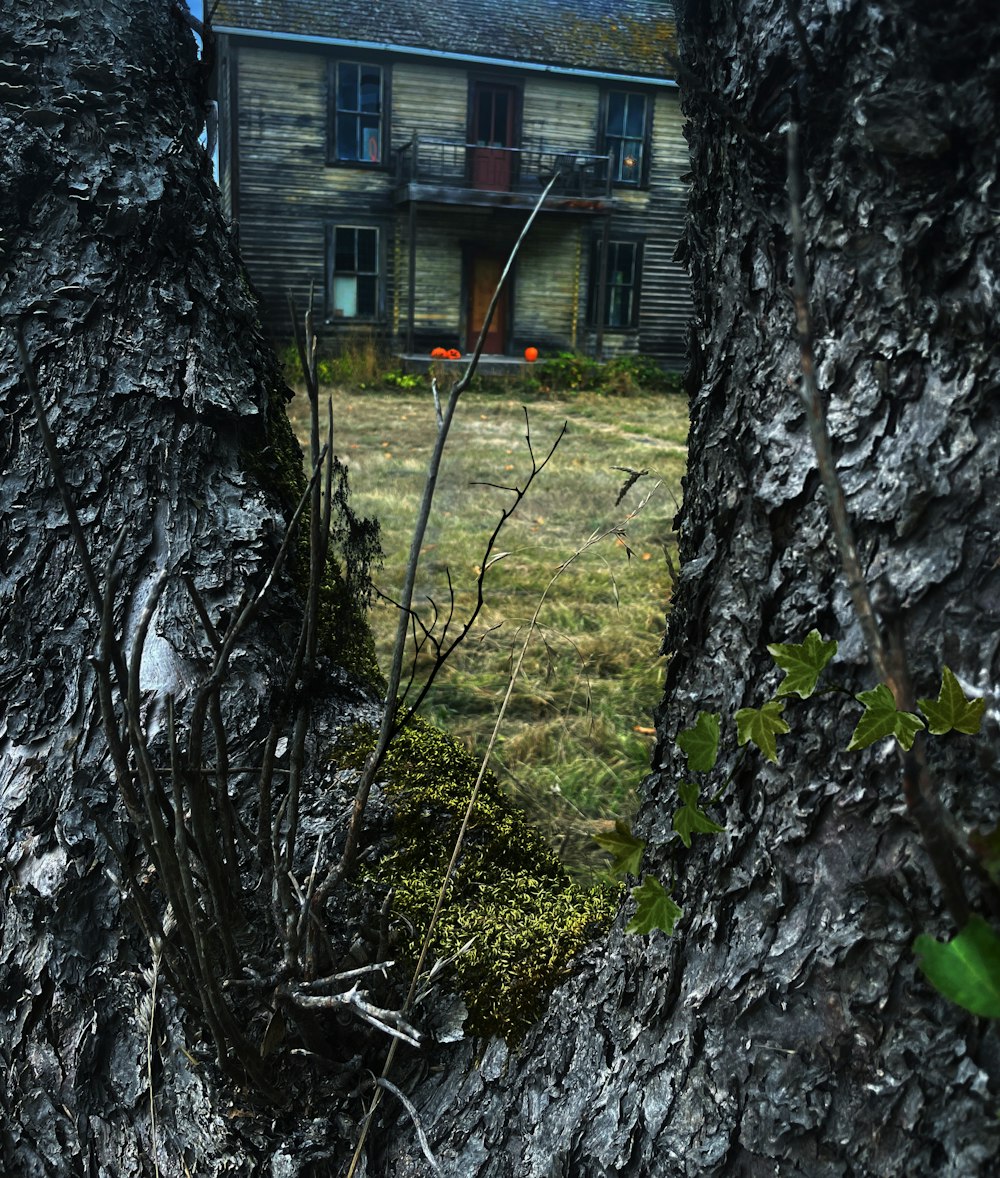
[394,135,614,202]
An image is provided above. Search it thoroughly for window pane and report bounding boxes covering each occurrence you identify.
[617,243,636,283]
[359,67,381,113]
[337,114,359,160]
[333,276,358,318]
[357,275,377,318]
[335,228,356,272]
[607,92,626,136]
[356,227,377,272]
[477,90,492,143]
[625,95,646,138]
[608,287,627,327]
[337,63,358,111]
[619,144,641,182]
[360,120,380,162]
[493,92,509,145]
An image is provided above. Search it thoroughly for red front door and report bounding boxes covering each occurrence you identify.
[470,84,515,191]
[467,252,509,354]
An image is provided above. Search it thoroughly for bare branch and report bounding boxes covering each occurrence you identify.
[786,121,889,687]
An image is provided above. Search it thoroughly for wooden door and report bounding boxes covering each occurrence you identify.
[470,84,515,191]
[467,253,508,354]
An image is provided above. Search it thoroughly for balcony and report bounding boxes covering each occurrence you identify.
[393,135,615,213]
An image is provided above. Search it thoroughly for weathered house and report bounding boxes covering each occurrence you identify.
[211,1,689,367]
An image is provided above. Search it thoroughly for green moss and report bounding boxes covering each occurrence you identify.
[352,719,617,1039]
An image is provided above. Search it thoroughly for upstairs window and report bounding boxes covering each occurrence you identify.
[604,91,649,185]
[331,62,384,164]
[327,226,380,320]
[588,239,641,329]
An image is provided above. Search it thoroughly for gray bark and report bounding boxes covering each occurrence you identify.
[2,4,377,1173]
[378,0,1000,1174]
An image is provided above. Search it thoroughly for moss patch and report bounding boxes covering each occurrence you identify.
[353,719,617,1039]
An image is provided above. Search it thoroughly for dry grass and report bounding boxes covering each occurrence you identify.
[287,383,688,877]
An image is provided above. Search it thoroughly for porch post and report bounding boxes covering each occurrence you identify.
[595,212,611,361]
[406,201,416,354]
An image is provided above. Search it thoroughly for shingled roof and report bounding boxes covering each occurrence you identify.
[213,0,676,81]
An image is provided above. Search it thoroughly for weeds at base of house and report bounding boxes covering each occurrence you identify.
[281,340,682,398]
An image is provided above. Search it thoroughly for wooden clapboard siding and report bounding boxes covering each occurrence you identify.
[514,220,583,349]
[404,211,464,340]
[521,75,599,154]
[392,61,469,145]
[638,89,689,366]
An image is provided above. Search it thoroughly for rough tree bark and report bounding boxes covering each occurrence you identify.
[3,2,998,1177]
[379,1,1000,1174]
[2,4,380,1173]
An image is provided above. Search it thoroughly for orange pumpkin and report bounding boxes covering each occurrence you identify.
[524,346,539,363]
[446,348,462,359]
[430,346,447,359]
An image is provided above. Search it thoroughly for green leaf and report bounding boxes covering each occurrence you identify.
[914,916,1000,1019]
[734,699,789,764]
[917,666,986,736]
[626,874,683,936]
[673,781,725,848]
[676,711,721,772]
[593,819,645,877]
[847,684,924,751]
[767,629,838,699]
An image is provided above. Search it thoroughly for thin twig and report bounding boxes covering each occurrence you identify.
[146,939,161,1178]
[374,1078,442,1175]
[328,173,562,898]
[786,120,970,926]
[18,326,102,611]
[786,121,890,688]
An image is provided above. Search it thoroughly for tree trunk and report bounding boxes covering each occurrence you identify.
[2,4,376,1173]
[378,1,1000,1174]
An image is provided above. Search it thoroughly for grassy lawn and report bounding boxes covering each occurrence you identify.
[287,384,688,876]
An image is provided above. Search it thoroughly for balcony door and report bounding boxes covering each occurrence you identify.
[469,82,516,191]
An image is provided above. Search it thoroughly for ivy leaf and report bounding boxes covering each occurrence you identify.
[673,781,725,848]
[767,629,838,699]
[734,699,789,764]
[593,819,645,877]
[626,874,683,936]
[913,916,1000,1019]
[847,684,924,751]
[676,711,721,773]
[917,666,986,736]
